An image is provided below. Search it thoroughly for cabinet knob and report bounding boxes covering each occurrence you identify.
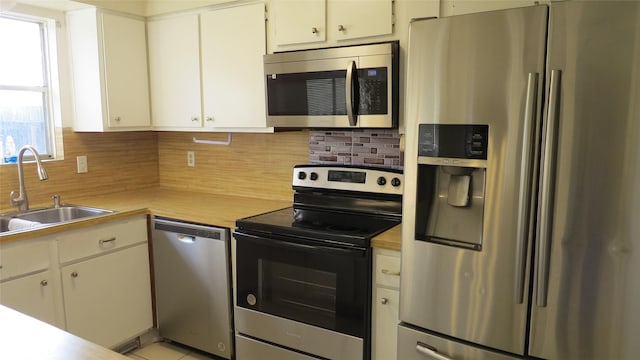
[114,116,121,122]
[338,25,346,32]
[206,117,214,122]
[381,297,389,305]
[40,280,48,286]
[192,117,199,122]
[71,271,78,278]
[311,27,319,34]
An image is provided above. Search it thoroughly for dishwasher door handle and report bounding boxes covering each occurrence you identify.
[153,218,227,241]
[177,234,196,243]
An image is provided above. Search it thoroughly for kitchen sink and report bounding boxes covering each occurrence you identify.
[0,205,114,234]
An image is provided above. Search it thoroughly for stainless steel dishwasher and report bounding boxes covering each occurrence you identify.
[151,217,233,359]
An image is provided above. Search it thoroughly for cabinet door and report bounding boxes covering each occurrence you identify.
[148,14,202,129]
[0,271,59,327]
[101,13,151,128]
[373,287,400,360]
[201,3,267,129]
[61,243,152,349]
[271,0,326,46]
[328,0,393,41]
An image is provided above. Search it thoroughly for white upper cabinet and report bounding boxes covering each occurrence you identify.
[148,2,271,132]
[271,0,326,46]
[67,9,151,131]
[270,0,393,49]
[201,3,267,129]
[147,14,202,129]
[328,0,393,41]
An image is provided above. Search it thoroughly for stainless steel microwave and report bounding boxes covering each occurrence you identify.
[263,41,399,129]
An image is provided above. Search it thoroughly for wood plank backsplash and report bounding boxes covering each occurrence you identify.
[157,131,309,202]
[1,127,400,212]
[0,128,159,211]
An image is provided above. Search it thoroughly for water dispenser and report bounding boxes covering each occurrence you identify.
[414,124,488,250]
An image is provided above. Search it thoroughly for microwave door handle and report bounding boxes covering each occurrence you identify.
[346,60,357,126]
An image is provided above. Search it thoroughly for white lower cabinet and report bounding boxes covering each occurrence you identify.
[1,216,152,350]
[0,270,59,327]
[57,216,152,349]
[0,236,63,328]
[61,243,152,348]
[372,249,401,360]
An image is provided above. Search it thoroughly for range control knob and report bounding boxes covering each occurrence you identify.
[298,171,307,180]
[377,176,387,186]
[391,177,402,187]
[310,172,319,181]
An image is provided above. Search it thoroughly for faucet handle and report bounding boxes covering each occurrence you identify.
[52,194,61,208]
[10,191,24,207]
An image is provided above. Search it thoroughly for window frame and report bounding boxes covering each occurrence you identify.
[0,9,63,163]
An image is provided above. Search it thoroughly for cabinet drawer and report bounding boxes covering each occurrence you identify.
[375,253,401,288]
[57,216,147,264]
[0,240,50,282]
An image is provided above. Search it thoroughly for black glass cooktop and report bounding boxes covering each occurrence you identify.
[236,207,400,247]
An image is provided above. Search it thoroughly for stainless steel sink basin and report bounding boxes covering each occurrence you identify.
[0,205,114,234]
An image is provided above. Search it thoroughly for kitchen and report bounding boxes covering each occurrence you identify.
[1,0,640,360]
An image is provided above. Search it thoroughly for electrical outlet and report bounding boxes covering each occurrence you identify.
[76,155,88,173]
[187,151,195,167]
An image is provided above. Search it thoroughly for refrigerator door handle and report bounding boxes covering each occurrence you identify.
[536,69,562,307]
[515,72,539,304]
[416,342,456,360]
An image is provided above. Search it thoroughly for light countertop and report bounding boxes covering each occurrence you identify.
[0,187,401,251]
[0,305,130,360]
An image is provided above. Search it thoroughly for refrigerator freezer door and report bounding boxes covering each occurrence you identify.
[400,5,548,355]
[397,324,519,360]
[529,2,640,359]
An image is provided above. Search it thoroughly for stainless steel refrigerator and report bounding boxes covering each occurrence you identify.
[399,2,640,359]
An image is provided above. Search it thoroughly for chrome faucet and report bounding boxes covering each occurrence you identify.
[10,145,49,212]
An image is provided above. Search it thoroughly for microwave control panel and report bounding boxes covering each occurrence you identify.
[358,68,388,115]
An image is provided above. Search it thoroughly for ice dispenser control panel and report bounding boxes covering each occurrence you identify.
[418,124,488,160]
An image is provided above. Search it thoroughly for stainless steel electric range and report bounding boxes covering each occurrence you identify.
[234,165,403,360]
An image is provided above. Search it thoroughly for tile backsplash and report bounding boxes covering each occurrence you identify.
[309,129,403,170]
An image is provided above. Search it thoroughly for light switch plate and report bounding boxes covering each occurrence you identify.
[76,155,88,173]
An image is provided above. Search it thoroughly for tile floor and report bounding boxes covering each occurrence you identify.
[126,341,218,360]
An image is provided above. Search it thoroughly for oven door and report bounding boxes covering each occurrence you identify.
[235,231,371,338]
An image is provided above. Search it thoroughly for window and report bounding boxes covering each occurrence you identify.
[0,13,61,164]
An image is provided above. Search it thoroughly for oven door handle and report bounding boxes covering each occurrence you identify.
[236,232,367,256]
